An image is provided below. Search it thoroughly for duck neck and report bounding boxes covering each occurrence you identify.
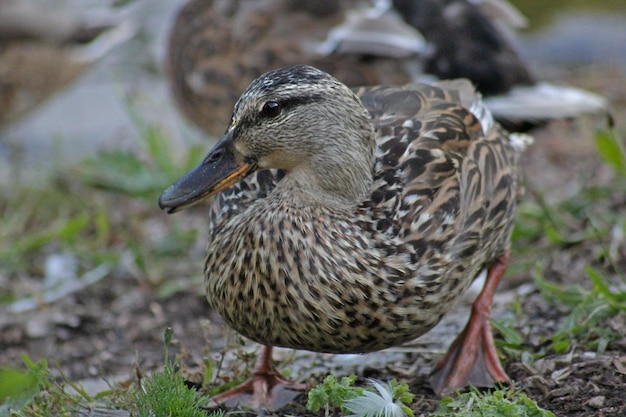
[275,135,375,209]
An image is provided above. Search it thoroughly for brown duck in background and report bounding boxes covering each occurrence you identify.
[166,0,607,137]
[0,0,136,127]
[159,65,532,409]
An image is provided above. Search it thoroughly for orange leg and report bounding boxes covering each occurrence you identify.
[207,345,306,410]
[429,252,510,395]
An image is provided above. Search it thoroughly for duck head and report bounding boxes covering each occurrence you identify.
[159,65,375,213]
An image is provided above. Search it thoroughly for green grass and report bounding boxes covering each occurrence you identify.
[0,179,202,304]
[0,354,93,417]
[0,131,205,306]
[0,360,40,415]
[0,182,112,273]
[129,328,211,417]
[430,387,555,417]
[534,265,626,354]
[594,128,626,176]
[306,375,365,414]
[0,330,219,417]
[507,127,626,356]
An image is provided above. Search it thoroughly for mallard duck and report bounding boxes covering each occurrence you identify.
[0,0,135,127]
[159,65,531,409]
[166,0,606,137]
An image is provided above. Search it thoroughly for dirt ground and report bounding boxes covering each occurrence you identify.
[1,67,626,417]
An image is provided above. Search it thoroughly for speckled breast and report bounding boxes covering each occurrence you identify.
[203,207,475,354]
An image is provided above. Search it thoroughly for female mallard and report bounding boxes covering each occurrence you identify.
[167,0,606,137]
[159,65,530,409]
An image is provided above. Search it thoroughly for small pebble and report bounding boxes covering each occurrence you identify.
[588,396,605,408]
[25,317,51,338]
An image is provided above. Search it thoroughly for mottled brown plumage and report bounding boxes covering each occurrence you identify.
[159,65,531,408]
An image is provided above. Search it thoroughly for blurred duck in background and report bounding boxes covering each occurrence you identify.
[166,0,608,137]
[0,0,136,127]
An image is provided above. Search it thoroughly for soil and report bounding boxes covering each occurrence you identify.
[1,68,625,417]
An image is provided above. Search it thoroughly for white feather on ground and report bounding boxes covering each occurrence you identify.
[343,380,409,417]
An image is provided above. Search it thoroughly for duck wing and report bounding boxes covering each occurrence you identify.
[356,80,528,270]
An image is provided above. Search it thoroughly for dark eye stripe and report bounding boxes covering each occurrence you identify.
[281,94,323,108]
[259,95,324,119]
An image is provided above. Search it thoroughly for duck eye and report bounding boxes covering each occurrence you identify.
[261,101,281,118]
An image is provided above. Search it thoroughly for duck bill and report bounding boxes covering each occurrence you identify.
[158,132,256,214]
